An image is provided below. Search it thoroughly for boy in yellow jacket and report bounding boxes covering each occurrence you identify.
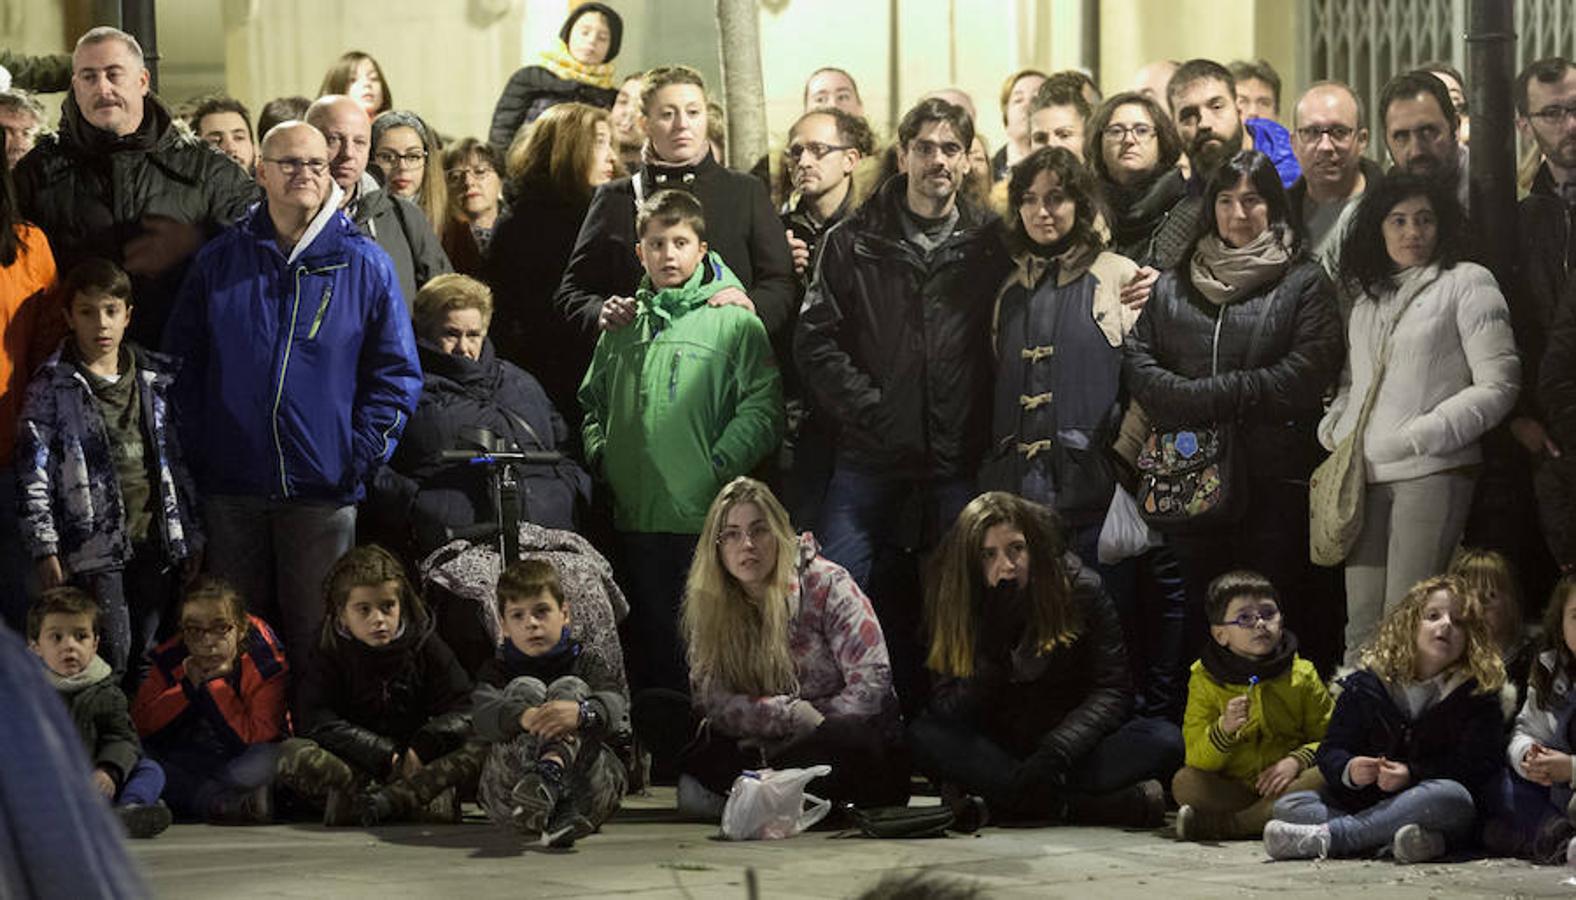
[1174,571,1333,841]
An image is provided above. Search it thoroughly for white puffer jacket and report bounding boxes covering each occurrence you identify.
[1319,262,1520,483]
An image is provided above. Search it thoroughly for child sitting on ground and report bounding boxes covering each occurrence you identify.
[578,189,783,695]
[1264,575,1507,864]
[1173,571,1332,841]
[277,545,481,826]
[30,586,171,838]
[1485,575,1576,864]
[473,559,629,847]
[18,258,202,690]
[132,577,288,824]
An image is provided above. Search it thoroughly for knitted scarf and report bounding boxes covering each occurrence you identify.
[539,41,615,89]
[1199,628,1299,686]
[1189,227,1295,306]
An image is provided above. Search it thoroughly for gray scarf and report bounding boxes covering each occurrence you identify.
[1189,227,1295,306]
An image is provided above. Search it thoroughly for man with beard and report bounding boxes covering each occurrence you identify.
[1379,70,1469,211]
[609,72,644,171]
[795,97,1009,708]
[14,27,255,346]
[1513,58,1576,571]
[1288,81,1380,270]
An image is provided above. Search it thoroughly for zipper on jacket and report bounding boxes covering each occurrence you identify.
[668,350,683,401]
[271,266,308,498]
[1210,307,1226,376]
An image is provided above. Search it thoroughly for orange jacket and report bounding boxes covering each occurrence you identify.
[132,614,289,746]
[0,223,61,464]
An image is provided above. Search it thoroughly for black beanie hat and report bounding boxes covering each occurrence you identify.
[560,3,624,63]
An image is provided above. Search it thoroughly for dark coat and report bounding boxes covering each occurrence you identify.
[296,618,473,778]
[488,66,617,153]
[349,176,453,310]
[372,338,588,553]
[471,635,629,743]
[483,186,593,425]
[554,151,796,342]
[56,666,142,785]
[1122,255,1343,486]
[1102,169,1188,266]
[1316,668,1505,812]
[794,175,1011,479]
[13,92,256,346]
[929,554,1132,769]
[1512,163,1576,427]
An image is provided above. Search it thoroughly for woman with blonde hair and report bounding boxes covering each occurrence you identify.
[484,102,620,427]
[908,492,1182,828]
[372,110,447,239]
[1265,575,1506,862]
[630,477,909,817]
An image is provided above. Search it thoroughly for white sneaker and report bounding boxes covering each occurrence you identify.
[1391,823,1445,864]
[1263,820,1330,860]
[1564,834,1576,867]
[676,774,726,820]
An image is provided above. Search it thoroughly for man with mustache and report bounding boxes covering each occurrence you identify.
[795,94,1008,600]
[1287,81,1381,270]
[13,26,255,347]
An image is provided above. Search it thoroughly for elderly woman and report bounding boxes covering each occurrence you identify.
[440,138,505,277]
[373,110,447,239]
[1123,149,1344,672]
[369,274,588,557]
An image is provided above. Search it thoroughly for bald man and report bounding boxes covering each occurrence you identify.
[305,94,450,308]
[1288,81,1379,267]
[162,120,421,681]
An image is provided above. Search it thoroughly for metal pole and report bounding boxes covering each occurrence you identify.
[1466,0,1516,286]
[1081,0,1100,86]
[888,0,901,136]
[120,0,160,94]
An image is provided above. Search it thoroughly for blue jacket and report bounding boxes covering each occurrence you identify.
[16,343,201,574]
[162,198,422,504]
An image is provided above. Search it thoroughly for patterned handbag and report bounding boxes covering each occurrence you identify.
[1135,426,1241,529]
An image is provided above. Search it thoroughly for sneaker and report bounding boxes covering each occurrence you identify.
[1175,804,1197,840]
[1175,804,1234,841]
[1391,823,1446,864]
[323,788,358,827]
[1263,820,1330,860]
[937,783,989,833]
[1532,814,1576,865]
[509,770,560,834]
[117,801,173,839]
[1566,835,1576,867]
[676,773,727,820]
[540,799,593,849]
[1069,779,1165,829]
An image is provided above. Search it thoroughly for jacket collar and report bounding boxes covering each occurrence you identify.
[1005,238,1100,291]
[242,182,353,265]
[854,173,996,240]
[634,251,741,321]
[40,339,178,386]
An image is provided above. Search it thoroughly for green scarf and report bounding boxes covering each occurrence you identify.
[635,251,744,325]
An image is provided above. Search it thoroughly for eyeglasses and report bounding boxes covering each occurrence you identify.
[262,157,328,176]
[445,165,497,186]
[1529,104,1576,125]
[1102,123,1156,142]
[182,621,237,643]
[784,141,851,161]
[718,522,773,548]
[1216,604,1281,630]
[375,149,429,169]
[1295,124,1356,145]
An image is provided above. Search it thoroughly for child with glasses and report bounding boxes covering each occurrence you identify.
[18,257,203,692]
[1173,571,1332,841]
[131,577,288,824]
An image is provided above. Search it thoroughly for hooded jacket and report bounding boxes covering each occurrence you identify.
[162,188,423,505]
[348,172,453,310]
[795,175,1011,479]
[296,613,474,779]
[579,251,783,533]
[46,655,143,787]
[13,92,256,346]
[374,337,589,551]
[17,341,201,574]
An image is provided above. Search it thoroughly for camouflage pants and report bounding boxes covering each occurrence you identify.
[478,675,627,834]
[277,736,486,814]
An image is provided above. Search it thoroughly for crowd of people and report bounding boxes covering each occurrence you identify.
[6,7,1576,877]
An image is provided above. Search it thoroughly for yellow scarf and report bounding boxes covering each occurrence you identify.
[539,41,615,89]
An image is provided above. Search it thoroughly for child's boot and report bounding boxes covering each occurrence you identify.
[540,785,593,849]
[117,800,173,838]
[510,759,567,834]
[1174,804,1236,841]
[1391,823,1446,864]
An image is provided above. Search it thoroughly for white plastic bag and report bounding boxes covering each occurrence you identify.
[1097,486,1155,564]
[719,765,832,840]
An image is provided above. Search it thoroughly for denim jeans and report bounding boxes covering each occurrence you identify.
[78,544,178,692]
[0,466,31,634]
[816,462,976,590]
[116,757,167,808]
[615,531,697,694]
[1272,778,1477,856]
[907,712,1184,821]
[203,496,356,675]
[154,742,281,819]
[1480,768,1566,858]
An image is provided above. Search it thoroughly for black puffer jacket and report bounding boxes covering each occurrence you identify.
[488,66,617,152]
[929,553,1132,767]
[554,151,796,341]
[1317,668,1504,813]
[1512,163,1576,425]
[371,338,588,553]
[795,176,1011,479]
[296,616,473,779]
[14,92,256,345]
[1123,254,1343,484]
